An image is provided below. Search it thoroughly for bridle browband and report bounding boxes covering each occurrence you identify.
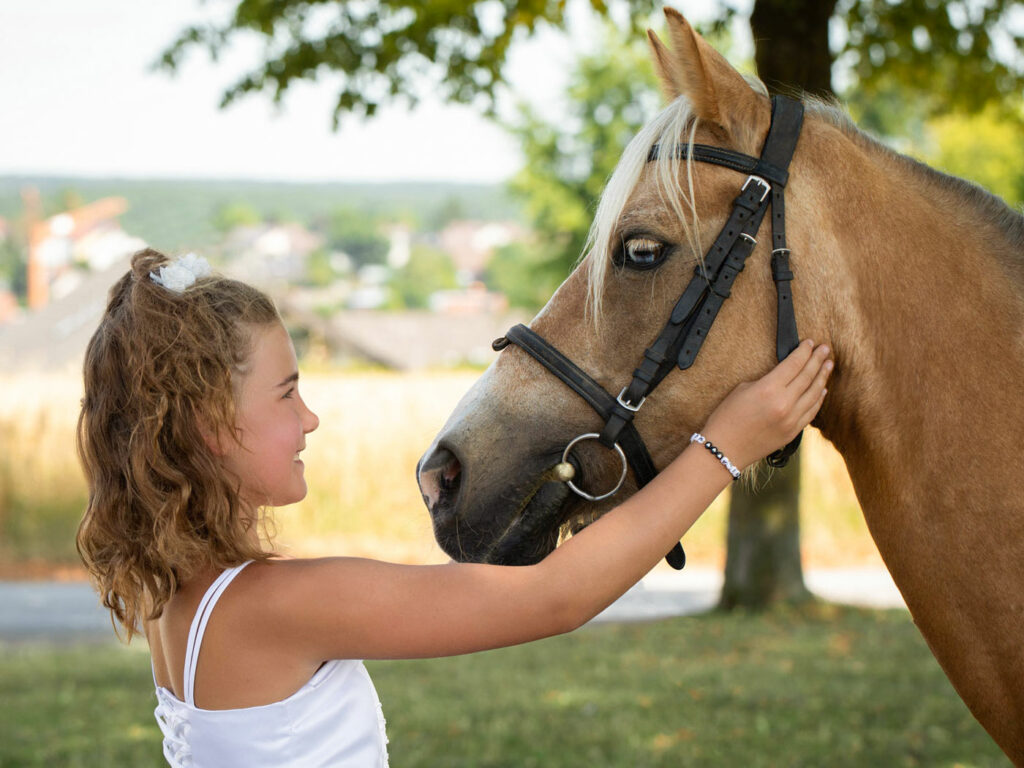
[492,96,805,570]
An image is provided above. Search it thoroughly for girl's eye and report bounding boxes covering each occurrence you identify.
[619,237,666,270]
[284,388,295,399]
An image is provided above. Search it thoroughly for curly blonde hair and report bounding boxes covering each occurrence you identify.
[77,248,281,641]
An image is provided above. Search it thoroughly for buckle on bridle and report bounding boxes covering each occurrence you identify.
[742,175,771,203]
[616,387,646,412]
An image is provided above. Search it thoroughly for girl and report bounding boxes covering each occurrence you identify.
[77,250,831,767]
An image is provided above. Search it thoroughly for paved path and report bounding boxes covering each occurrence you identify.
[592,566,905,624]
[0,567,904,645]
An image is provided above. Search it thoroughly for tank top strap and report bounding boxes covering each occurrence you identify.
[183,560,254,707]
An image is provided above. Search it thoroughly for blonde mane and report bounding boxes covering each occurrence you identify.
[583,74,772,323]
[583,96,702,323]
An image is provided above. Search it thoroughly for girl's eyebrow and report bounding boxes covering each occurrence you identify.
[276,372,299,387]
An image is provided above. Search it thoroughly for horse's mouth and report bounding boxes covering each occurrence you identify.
[479,444,635,565]
[430,447,622,565]
[482,467,576,565]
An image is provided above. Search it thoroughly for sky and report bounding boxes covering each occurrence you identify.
[0,0,732,184]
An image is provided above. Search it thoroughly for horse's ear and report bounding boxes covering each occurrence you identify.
[648,8,764,140]
[647,29,686,102]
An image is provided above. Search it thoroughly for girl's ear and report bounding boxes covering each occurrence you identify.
[193,405,227,457]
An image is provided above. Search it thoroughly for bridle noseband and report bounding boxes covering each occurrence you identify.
[492,96,805,570]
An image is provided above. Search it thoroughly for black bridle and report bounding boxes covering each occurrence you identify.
[492,96,805,570]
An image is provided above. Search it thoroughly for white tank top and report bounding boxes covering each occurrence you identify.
[152,561,389,767]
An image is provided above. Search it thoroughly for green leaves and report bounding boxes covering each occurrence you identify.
[838,0,1024,117]
[158,1,1023,135]
[494,28,659,308]
[158,0,660,128]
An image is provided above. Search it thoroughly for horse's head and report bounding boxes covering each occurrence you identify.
[417,8,836,565]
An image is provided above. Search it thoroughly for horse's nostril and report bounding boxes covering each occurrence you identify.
[420,445,456,474]
[417,445,462,516]
[440,456,462,489]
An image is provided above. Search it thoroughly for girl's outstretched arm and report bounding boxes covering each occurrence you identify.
[251,341,832,662]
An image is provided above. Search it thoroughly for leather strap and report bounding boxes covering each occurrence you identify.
[493,325,685,567]
[610,175,773,424]
[648,144,789,187]
[761,96,805,467]
[675,181,772,370]
[489,96,808,569]
[494,325,658,485]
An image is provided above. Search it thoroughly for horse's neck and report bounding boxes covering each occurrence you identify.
[808,147,1024,758]
[812,151,1024,504]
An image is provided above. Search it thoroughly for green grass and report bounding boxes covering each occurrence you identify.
[0,604,1009,767]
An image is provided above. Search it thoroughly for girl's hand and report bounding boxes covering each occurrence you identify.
[700,341,832,470]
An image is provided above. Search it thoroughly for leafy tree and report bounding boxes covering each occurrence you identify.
[160,1,1023,130]
[387,244,457,309]
[837,0,1024,118]
[306,247,341,287]
[158,0,659,126]
[924,105,1024,207]
[326,207,389,268]
[0,235,26,298]
[427,195,467,232]
[485,240,565,310]
[497,30,661,304]
[212,201,262,232]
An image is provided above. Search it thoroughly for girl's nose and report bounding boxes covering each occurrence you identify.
[304,405,320,433]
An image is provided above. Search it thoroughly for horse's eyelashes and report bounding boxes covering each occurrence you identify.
[620,237,667,270]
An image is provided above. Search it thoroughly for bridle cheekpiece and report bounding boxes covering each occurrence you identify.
[492,96,806,569]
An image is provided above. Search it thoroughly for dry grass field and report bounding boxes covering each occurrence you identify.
[0,369,882,575]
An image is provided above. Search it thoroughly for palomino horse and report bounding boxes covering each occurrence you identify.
[417,8,1024,762]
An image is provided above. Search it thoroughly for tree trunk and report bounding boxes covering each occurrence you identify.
[750,0,837,99]
[719,459,811,609]
[718,0,836,611]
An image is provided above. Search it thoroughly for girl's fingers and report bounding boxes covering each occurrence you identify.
[789,387,827,438]
[796,387,828,431]
[770,339,816,385]
[787,344,831,393]
[793,358,832,413]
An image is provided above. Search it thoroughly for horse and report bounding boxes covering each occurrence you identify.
[416,8,1024,762]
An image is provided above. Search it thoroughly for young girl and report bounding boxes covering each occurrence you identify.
[77,250,831,767]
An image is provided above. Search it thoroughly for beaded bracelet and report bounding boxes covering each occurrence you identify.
[690,433,741,481]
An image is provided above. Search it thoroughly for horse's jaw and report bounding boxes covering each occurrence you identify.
[418,360,642,565]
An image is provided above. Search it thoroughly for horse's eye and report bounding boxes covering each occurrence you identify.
[619,237,666,270]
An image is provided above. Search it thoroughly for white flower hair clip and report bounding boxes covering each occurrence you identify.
[150,253,212,293]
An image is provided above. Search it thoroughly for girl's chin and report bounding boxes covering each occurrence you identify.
[260,484,308,509]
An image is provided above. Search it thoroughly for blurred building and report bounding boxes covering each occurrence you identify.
[385,223,411,269]
[429,282,508,315]
[0,217,14,324]
[319,309,527,370]
[22,192,146,310]
[221,222,323,288]
[438,220,524,285]
[0,282,16,325]
[0,255,131,373]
